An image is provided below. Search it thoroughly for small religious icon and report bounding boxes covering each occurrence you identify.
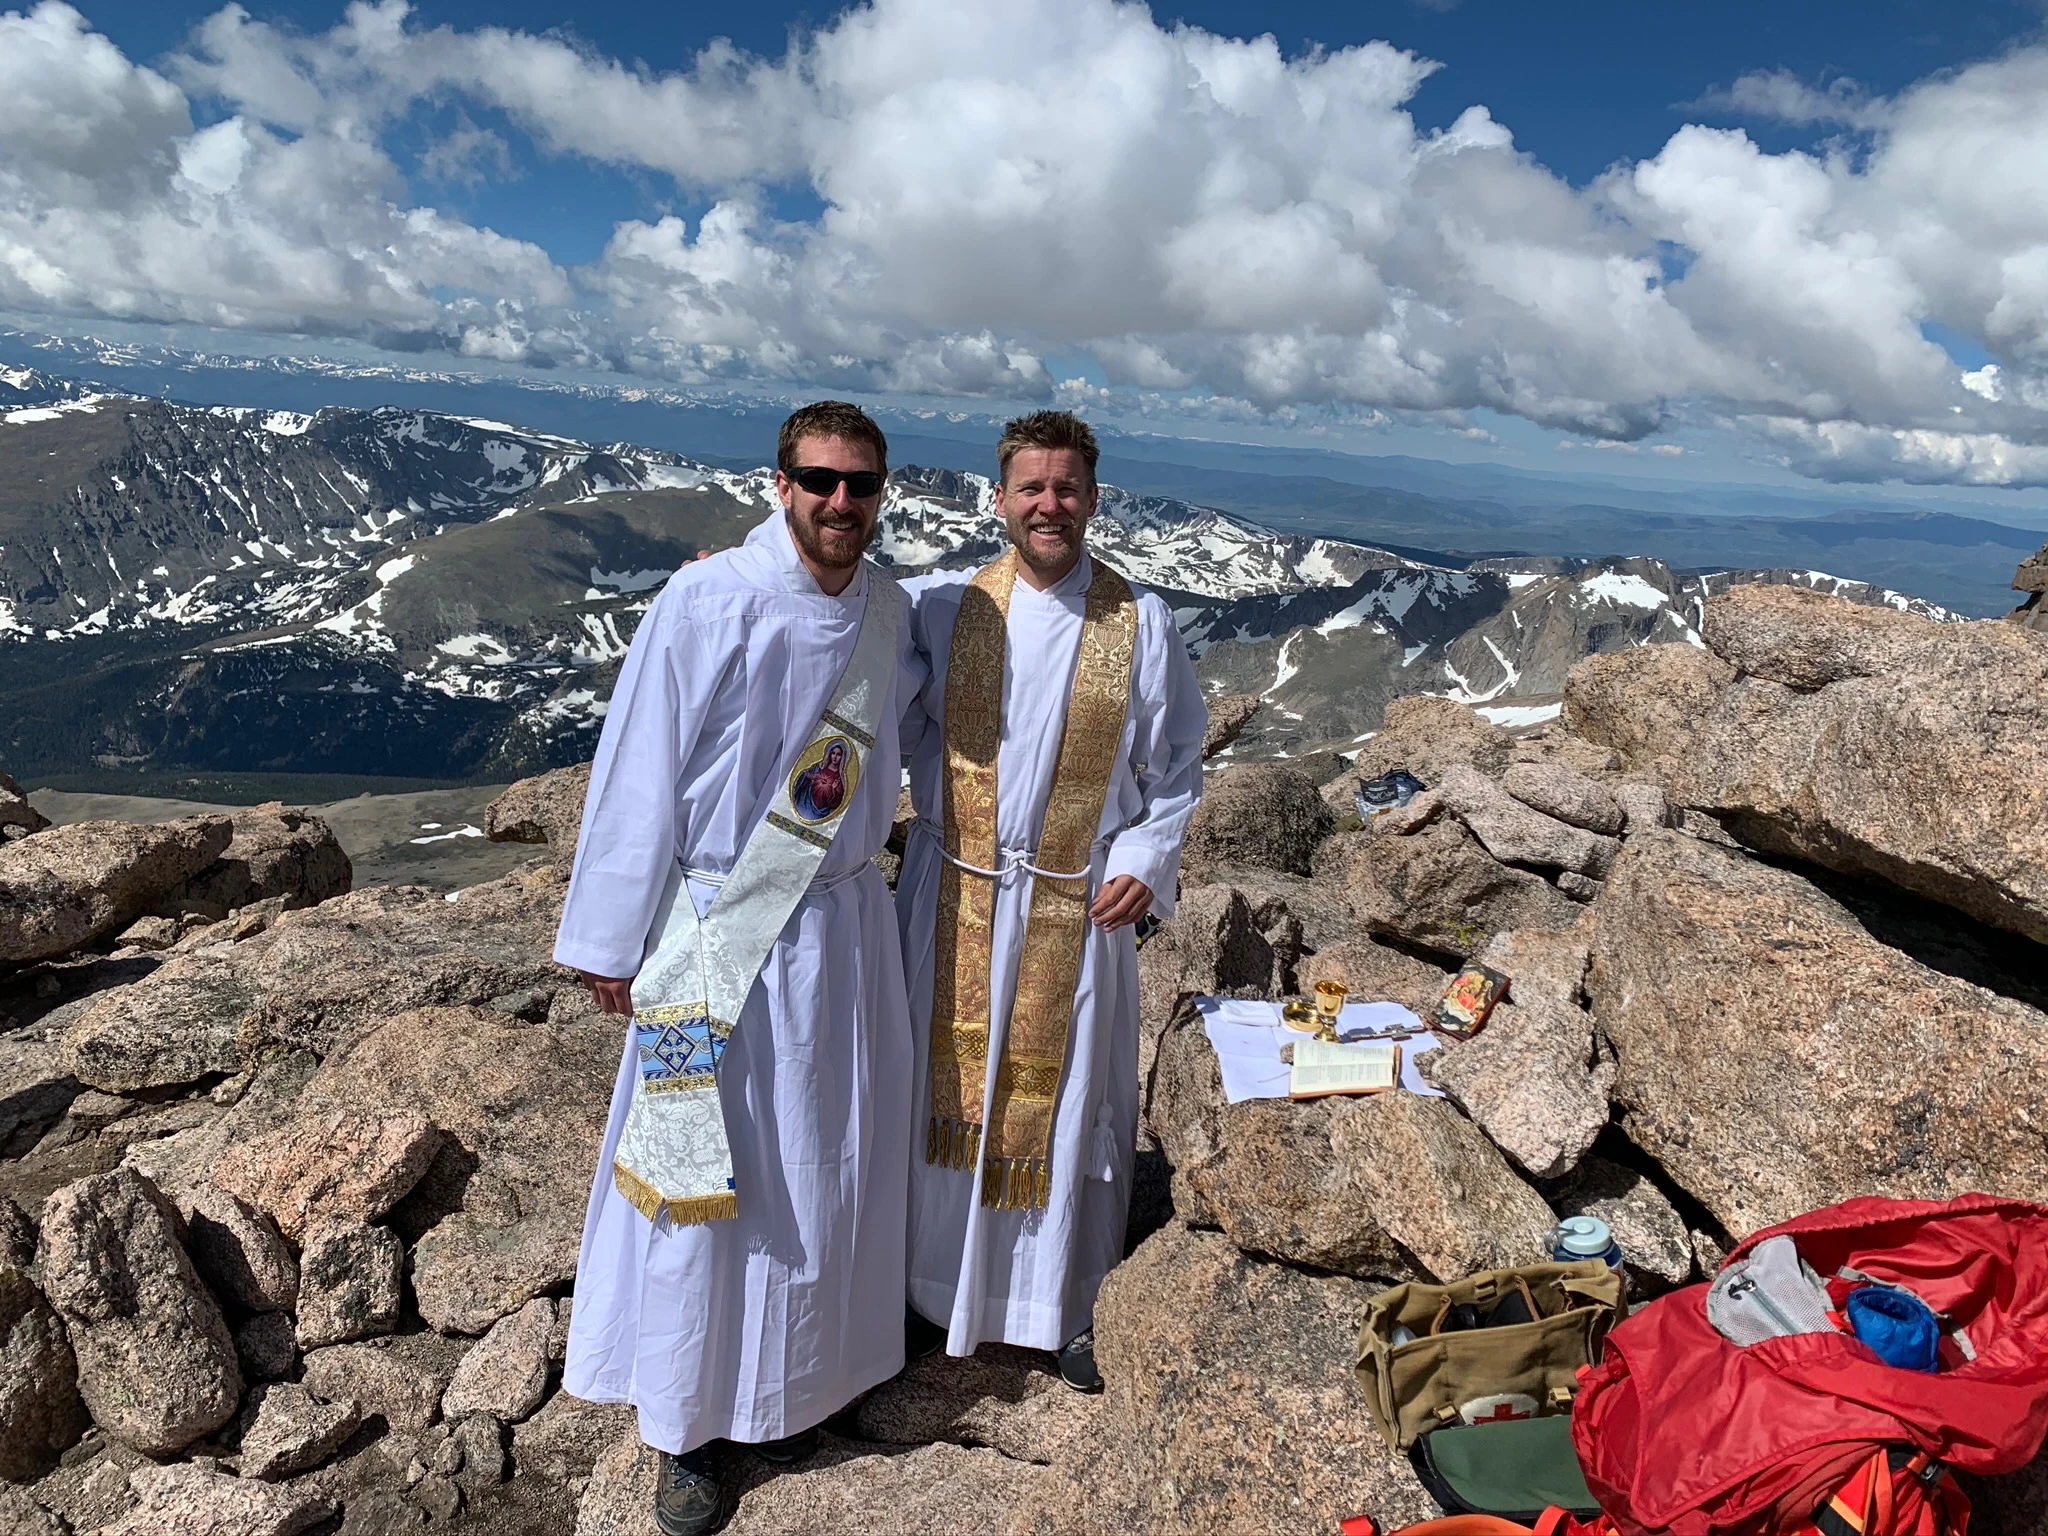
[1433,963,1510,1040]
[789,735,860,824]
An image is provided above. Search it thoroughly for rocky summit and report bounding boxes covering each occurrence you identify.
[3,548,2048,1534]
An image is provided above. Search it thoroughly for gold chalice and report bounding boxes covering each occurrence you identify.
[1312,979,1348,1042]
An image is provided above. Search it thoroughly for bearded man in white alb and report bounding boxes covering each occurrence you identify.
[554,401,921,1536]
[897,410,1206,1390]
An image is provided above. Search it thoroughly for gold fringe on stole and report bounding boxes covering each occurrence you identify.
[927,1118,985,1172]
[612,1161,739,1227]
[926,553,1139,1211]
[976,1156,1056,1211]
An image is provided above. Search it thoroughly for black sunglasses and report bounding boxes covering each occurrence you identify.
[790,466,885,499]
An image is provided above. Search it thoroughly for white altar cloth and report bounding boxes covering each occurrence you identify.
[1195,997,1445,1104]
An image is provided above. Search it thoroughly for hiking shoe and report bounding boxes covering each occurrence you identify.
[748,1425,820,1466]
[906,1307,948,1361]
[1058,1328,1103,1393]
[654,1447,721,1536]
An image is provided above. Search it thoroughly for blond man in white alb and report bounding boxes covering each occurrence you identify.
[895,410,1206,1389]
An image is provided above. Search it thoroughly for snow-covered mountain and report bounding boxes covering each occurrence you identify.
[0,365,90,411]
[1189,553,1955,754]
[0,380,1959,780]
[0,392,735,640]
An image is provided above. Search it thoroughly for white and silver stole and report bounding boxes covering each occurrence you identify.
[612,566,900,1226]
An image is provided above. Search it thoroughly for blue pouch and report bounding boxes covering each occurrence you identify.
[1845,1284,1940,1372]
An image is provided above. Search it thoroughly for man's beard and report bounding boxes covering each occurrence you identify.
[1011,517,1082,575]
[787,506,873,571]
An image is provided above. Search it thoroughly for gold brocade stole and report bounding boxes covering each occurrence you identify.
[927,550,1138,1210]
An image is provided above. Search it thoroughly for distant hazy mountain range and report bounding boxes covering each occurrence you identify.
[0,370,1958,782]
[5,328,2043,618]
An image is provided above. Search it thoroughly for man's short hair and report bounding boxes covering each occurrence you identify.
[778,401,889,476]
[997,410,1099,487]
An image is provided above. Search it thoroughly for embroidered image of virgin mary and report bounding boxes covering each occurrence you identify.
[789,735,860,823]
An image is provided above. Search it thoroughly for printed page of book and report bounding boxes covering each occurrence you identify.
[1289,1038,1399,1099]
[1195,999,1447,1104]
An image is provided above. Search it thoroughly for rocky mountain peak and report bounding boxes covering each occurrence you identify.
[5,550,2048,1530]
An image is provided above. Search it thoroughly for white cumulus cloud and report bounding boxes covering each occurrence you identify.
[0,0,572,352]
[3,0,2048,483]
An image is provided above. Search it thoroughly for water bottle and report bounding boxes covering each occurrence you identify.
[1550,1215,1624,1271]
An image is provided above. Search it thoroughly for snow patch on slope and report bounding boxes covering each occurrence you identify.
[4,395,104,426]
[1575,571,1666,609]
[1476,702,1563,727]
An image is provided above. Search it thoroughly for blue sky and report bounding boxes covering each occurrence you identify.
[7,0,2048,496]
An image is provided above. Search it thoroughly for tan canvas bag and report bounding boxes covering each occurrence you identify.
[1356,1261,1625,1450]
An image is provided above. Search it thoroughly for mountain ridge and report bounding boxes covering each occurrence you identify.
[8,325,2045,620]
[0,377,1961,782]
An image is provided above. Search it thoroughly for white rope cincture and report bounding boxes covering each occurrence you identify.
[910,818,1097,883]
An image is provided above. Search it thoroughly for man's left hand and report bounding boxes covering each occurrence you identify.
[1090,874,1153,931]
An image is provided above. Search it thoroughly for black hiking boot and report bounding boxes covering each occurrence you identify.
[1058,1328,1103,1393]
[748,1425,820,1466]
[654,1447,722,1536]
[906,1306,948,1362]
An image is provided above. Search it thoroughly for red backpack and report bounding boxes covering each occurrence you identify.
[1353,1194,2048,1536]
[1575,1193,2048,1536]
[1347,1447,1967,1536]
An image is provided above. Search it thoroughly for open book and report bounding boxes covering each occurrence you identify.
[1288,1038,1401,1100]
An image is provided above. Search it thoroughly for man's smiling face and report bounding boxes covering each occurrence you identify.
[776,432,883,578]
[996,445,1098,584]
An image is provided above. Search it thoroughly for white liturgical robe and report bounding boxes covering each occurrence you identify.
[897,550,1207,1355]
[555,513,922,1454]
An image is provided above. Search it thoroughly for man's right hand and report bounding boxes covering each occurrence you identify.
[579,971,635,1015]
